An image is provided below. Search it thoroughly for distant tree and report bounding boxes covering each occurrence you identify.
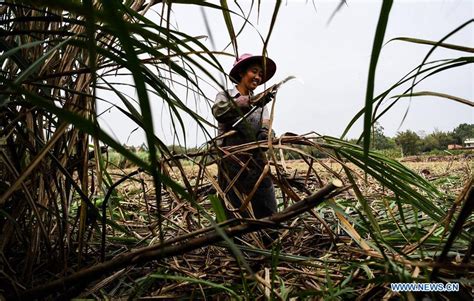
[346,123,395,150]
[452,123,474,144]
[395,130,422,156]
[422,130,456,151]
[422,135,437,152]
[372,123,396,150]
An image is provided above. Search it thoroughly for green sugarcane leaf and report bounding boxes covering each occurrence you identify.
[209,194,227,223]
[363,0,393,159]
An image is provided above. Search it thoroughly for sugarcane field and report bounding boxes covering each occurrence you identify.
[0,1,473,300]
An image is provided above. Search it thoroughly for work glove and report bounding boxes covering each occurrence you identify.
[261,89,276,106]
[251,87,277,107]
[257,127,276,140]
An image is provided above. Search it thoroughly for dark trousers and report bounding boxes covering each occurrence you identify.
[217,153,277,220]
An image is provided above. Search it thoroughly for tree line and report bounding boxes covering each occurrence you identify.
[350,122,473,156]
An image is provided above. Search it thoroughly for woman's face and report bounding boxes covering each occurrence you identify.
[239,64,263,91]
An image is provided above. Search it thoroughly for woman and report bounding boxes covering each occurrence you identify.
[212,53,277,224]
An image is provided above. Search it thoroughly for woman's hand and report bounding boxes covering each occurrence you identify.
[250,86,277,107]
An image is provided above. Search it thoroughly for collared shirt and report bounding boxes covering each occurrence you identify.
[212,86,269,142]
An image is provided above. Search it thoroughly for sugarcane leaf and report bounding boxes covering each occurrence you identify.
[388,37,474,53]
[209,194,227,223]
[220,0,238,56]
[145,274,242,299]
[392,91,474,107]
[363,0,393,158]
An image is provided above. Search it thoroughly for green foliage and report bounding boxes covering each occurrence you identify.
[372,123,396,150]
[348,123,472,157]
[352,123,397,151]
[141,273,241,300]
[106,150,150,168]
[209,194,227,223]
[167,144,187,155]
[453,123,474,144]
[362,0,393,158]
[421,130,457,152]
[395,130,422,156]
[376,147,402,159]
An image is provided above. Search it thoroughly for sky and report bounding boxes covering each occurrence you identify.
[96,0,473,147]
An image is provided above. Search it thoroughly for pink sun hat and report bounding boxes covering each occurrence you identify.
[229,53,276,84]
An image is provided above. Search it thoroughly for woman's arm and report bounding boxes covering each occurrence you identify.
[212,91,250,124]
